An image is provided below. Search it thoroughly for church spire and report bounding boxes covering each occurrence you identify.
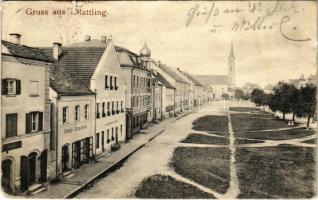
[229,41,235,59]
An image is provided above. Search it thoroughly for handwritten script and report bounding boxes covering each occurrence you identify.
[186,1,311,42]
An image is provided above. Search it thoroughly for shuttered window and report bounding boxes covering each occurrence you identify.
[2,79,21,95]
[62,107,69,123]
[6,113,17,138]
[26,112,43,133]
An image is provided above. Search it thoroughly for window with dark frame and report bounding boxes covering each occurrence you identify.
[62,107,69,123]
[107,102,110,116]
[105,75,108,89]
[75,105,80,121]
[26,111,43,133]
[114,77,118,90]
[110,76,113,90]
[2,79,21,95]
[102,102,106,117]
[111,128,114,141]
[96,103,100,118]
[96,133,100,148]
[5,113,17,138]
[84,104,89,119]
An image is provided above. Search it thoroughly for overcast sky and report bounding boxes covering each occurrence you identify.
[2,1,316,87]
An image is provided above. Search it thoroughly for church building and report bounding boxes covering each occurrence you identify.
[194,42,235,100]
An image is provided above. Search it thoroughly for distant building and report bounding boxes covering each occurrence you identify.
[153,72,176,118]
[150,61,189,113]
[194,42,235,99]
[1,36,52,194]
[289,74,317,89]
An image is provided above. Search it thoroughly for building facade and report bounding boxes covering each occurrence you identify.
[1,38,52,194]
[43,36,126,159]
[116,44,151,139]
[49,59,96,179]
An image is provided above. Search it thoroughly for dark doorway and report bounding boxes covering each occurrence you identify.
[40,150,47,183]
[62,145,69,172]
[72,142,81,168]
[115,127,118,143]
[20,156,29,192]
[101,132,105,152]
[28,152,37,186]
[2,159,12,194]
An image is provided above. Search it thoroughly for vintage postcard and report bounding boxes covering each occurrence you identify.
[1,1,317,199]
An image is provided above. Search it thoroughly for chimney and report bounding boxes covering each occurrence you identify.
[101,36,107,42]
[9,33,21,44]
[85,35,91,41]
[53,42,62,60]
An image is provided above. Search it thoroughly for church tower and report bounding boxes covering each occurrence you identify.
[228,42,235,94]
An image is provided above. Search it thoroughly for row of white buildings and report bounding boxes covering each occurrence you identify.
[1,34,213,195]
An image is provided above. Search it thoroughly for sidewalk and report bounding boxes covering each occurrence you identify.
[30,110,193,199]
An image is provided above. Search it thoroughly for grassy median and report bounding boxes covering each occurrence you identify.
[235,128,315,140]
[236,146,316,198]
[192,115,229,136]
[231,113,290,132]
[182,134,229,145]
[171,147,230,194]
[134,174,215,199]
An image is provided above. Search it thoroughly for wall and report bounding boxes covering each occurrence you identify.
[1,55,50,193]
[90,40,126,156]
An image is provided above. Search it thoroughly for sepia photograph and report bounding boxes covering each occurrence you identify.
[1,1,317,199]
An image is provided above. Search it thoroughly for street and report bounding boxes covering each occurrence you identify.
[75,100,316,199]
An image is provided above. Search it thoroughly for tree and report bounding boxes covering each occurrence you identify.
[221,93,229,100]
[271,82,294,120]
[298,84,317,128]
[250,88,266,107]
[234,89,244,100]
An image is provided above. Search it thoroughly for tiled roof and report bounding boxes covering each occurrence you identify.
[41,47,106,88]
[50,64,95,96]
[194,75,229,85]
[187,74,203,86]
[2,40,53,62]
[66,39,108,48]
[115,46,138,67]
[155,72,175,89]
[158,63,188,83]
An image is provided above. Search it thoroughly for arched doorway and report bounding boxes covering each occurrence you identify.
[28,152,37,186]
[2,159,13,194]
[40,150,47,183]
[61,145,69,172]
